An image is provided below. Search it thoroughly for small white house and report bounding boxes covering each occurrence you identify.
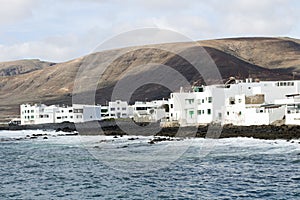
[20,103,101,125]
[108,100,129,118]
[169,92,197,126]
[53,106,74,123]
[285,104,300,125]
[20,104,54,125]
[275,95,300,125]
[73,104,101,123]
[131,100,168,122]
[168,86,214,126]
[223,94,285,126]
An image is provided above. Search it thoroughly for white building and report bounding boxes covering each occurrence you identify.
[131,100,168,122]
[21,104,54,125]
[168,79,300,126]
[73,104,101,123]
[275,95,300,125]
[20,103,101,125]
[108,100,129,118]
[223,94,285,126]
[53,106,74,123]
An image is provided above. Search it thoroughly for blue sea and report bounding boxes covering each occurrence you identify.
[0,130,300,199]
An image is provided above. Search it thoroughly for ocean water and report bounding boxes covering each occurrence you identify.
[0,130,300,199]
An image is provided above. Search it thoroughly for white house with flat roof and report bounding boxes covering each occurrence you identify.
[108,100,129,118]
[21,104,55,125]
[223,94,285,126]
[53,106,74,123]
[168,79,300,126]
[274,95,300,125]
[73,104,101,123]
[20,103,101,125]
[131,100,168,122]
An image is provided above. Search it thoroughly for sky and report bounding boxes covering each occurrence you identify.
[0,0,299,62]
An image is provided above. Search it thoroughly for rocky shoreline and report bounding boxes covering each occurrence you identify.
[1,121,300,140]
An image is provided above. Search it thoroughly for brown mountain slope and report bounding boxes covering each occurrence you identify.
[199,37,300,71]
[0,59,56,76]
[0,37,299,121]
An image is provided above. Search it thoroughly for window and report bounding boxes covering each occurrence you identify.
[189,110,194,117]
[186,99,194,104]
[117,107,120,110]
[31,110,34,113]
[238,99,242,103]
[31,116,34,119]
[70,116,73,119]
[202,99,204,103]
[227,111,229,116]
[208,97,212,103]
[69,110,73,113]
[136,107,147,111]
[197,110,201,115]
[170,104,173,108]
[110,107,115,111]
[74,109,83,113]
[57,117,61,119]
[122,107,126,110]
[229,98,235,105]
[207,109,211,115]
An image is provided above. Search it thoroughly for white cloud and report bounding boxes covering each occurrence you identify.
[205,0,298,36]
[0,34,86,62]
[0,0,38,25]
[0,0,299,62]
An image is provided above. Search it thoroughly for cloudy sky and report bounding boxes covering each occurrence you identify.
[0,0,299,62]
